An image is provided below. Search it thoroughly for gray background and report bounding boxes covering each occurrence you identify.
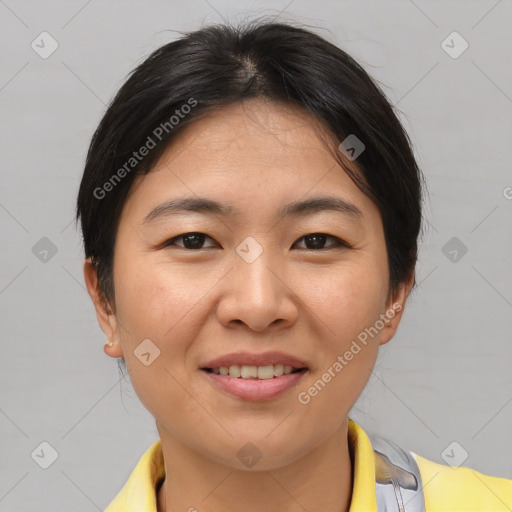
[1,0,511,510]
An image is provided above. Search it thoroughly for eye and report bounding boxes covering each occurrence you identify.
[162,232,350,251]
[293,233,351,251]
[163,232,218,250]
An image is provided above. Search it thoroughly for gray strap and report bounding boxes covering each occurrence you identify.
[366,433,426,512]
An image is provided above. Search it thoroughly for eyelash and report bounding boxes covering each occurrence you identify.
[161,232,351,251]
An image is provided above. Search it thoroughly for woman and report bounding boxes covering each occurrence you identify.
[75,19,512,512]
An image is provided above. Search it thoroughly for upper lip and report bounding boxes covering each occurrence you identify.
[201,351,308,369]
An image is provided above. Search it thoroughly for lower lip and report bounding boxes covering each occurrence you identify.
[201,369,308,401]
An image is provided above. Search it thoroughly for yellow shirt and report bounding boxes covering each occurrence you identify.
[105,420,512,511]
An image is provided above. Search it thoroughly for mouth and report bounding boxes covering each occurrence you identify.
[200,362,309,401]
[199,351,309,401]
[201,364,307,380]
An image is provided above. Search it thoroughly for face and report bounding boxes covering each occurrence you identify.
[85,98,411,470]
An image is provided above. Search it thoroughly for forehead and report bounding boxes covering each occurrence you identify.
[121,99,380,227]
[169,99,343,169]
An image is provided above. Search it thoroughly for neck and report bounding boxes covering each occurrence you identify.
[156,420,353,512]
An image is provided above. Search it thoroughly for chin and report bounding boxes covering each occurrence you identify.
[208,433,314,471]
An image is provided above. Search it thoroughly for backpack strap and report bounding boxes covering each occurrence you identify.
[366,433,426,512]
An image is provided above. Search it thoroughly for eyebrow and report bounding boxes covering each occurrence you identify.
[142,195,363,224]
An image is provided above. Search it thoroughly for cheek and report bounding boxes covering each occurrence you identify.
[111,257,196,417]
[293,267,384,426]
[114,253,202,335]
[312,260,388,336]
[112,252,218,393]
[301,259,386,398]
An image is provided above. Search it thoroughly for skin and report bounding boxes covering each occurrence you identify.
[84,98,414,512]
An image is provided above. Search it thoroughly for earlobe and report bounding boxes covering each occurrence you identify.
[103,338,124,358]
[379,316,399,346]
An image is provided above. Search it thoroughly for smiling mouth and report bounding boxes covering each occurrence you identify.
[201,364,307,380]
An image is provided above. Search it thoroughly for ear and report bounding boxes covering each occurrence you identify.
[83,258,124,358]
[379,271,415,346]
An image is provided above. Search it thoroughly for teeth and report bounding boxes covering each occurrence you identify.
[229,365,240,378]
[210,364,300,379]
[240,365,258,379]
[257,365,274,379]
[273,364,284,376]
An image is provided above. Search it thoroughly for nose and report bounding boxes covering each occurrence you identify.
[215,243,299,332]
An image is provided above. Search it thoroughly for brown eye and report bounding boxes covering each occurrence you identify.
[162,232,350,251]
[164,232,217,250]
[294,233,350,251]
